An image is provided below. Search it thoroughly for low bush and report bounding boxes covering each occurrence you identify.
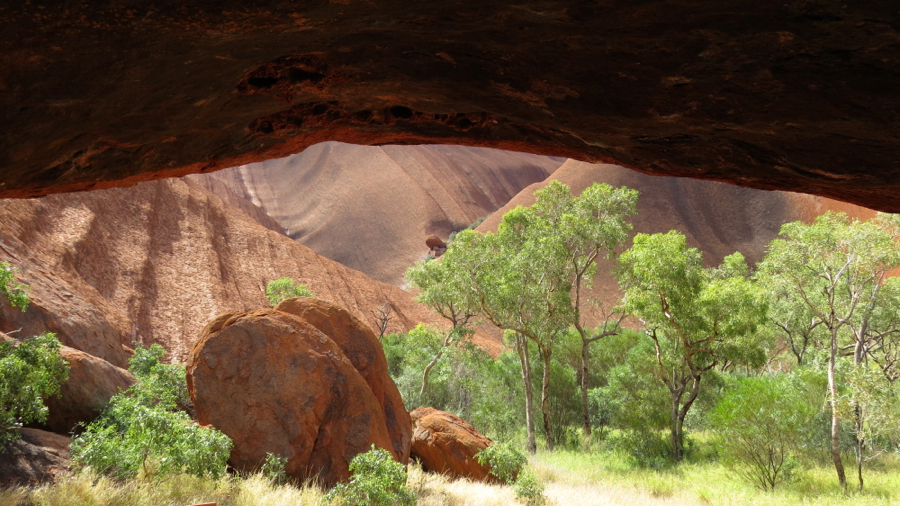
[325,445,414,506]
[70,345,232,479]
[476,441,526,484]
[265,277,315,306]
[0,332,69,447]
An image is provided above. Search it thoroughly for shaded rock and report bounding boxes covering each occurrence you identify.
[43,346,136,435]
[409,407,494,482]
[274,297,411,463]
[187,309,397,487]
[0,428,70,486]
[425,235,447,250]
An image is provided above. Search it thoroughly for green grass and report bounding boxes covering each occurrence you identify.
[531,449,900,506]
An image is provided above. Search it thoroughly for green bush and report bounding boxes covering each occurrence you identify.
[0,332,69,447]
[325,445,414,506]
[128,343,190,411]
[513,468,546,506]
[265,277,315,306]
[475,441,526,484]
[260,452,289,485]
[70,345,232,479]
[0,261,29,312]
[710,372,819,490]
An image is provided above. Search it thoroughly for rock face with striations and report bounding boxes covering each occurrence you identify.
[187,306,408,487]
[409,407,495,482]
[274,297,411,463]
[0,177,448,365]
[0,428,71,486]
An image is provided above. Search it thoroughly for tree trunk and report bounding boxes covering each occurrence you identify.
[516,333,537,454]
[828,328,847,488]
[580,337,591,436]
[540,344,555,451]
[420,346,445,398]
[670,391,684,462]
[853,338,865,492]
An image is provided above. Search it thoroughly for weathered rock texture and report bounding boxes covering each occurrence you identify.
[0,177,449,365]
[409,407,494,482]
[477,160,876,317]
[189,142,562,284]
[274,297,411,463]
[1,2,898,212]
[43,346,136,435]
[187,308,402,487]
[0,428,70,486]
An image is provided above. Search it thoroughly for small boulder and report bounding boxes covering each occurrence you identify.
[425,235,446,249]
[44,346,136,435]
[187,309,397,487]
[275,297,411,463]
[0,428,70,485]
[409,407,494,482]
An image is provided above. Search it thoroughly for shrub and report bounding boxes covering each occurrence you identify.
[265,277,315,306]
[128,343,190,410]
[513,468,546,505]
[260,452,289,485]
[475,441,526,484]
[0,261,29,312]
[70,345,232,479]
[709,373,818,490]
[325,445,414,506]
[0,332,69,447]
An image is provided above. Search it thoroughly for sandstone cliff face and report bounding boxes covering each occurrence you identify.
[0,178,446,364]
[190,142,562,285]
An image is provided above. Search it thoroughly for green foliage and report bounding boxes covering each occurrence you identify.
[325,445,414,506]
[70,345,231,479]
[128,343,190,410]
[710,373,820,490]
[260,452,289,485]
[475,441,526,484]
[0,261,29,312]
[265,277,315,306]
[512,468,546,505]
[0,332,68,447]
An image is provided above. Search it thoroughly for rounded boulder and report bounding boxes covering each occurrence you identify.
[409,407,494,482]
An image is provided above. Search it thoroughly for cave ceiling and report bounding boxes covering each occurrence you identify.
[1,1,898,211]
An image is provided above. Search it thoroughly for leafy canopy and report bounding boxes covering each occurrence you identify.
[0,261,29,312]
[265,277,315,306]
[0,332,69,447]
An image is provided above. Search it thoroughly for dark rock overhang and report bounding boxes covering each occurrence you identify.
[2,1,898,210]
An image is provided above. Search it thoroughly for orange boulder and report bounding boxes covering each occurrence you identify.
[187,309,397,487]
[274,297,411,463]
[44,346,136,435]
[409,407,494,482]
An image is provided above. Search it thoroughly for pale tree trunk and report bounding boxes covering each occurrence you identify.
[828,327,848,488]
[515,333,537,454]
[540,344,555,451]
[853,338,866,492]
[580,339,591,436]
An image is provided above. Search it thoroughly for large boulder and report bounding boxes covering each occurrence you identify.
[409,407,494,482]
[187,309,399,487]
[43,346,136,435]
[0,428,70,486]
[274,297,411,463]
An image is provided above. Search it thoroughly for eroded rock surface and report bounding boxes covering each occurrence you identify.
[0,177,447,363]
[0,428,70,486]
[43,346,135,435]
[409,407,494,482]
[187,308,404,486]
[274,297,411,463]
[1,2,898,211]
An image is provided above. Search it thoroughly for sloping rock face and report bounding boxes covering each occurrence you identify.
[0,177,447,364]
[409,407,494,482]
[43,346,136,435]
[274,297,411,463]
[190,142,562,285]
[187,309,401,487]
[2,2,899,212]
[0,428,70,486]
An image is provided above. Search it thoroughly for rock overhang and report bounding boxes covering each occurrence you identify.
[1,0,898,210]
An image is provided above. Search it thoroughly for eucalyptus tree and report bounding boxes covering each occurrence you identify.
[618,231,767,462]
[757,212,900,490]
